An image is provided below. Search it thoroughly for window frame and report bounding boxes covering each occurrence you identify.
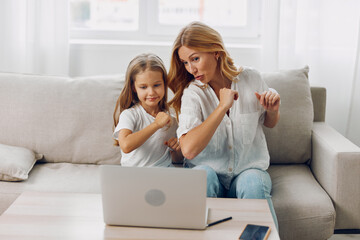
[70,0,262,44]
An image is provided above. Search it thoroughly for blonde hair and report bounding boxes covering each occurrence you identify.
[113,53,169,146]
[168,21,241,118]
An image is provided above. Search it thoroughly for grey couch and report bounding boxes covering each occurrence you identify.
[0,67,359,240]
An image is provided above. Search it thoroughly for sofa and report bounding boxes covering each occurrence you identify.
[0,66,359,240]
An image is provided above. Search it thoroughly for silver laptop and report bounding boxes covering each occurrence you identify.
[100,165,208,229]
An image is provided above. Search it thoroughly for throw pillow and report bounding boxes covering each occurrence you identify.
[0,143,43,181]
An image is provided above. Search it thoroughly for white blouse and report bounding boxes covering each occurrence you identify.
[177,67,271,189]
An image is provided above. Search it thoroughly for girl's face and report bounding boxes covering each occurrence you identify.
[133,70,165,114]
[178,45,219,84]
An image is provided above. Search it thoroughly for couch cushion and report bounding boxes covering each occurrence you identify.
[0,73,123,164]
[0,162,101,193]
[262,66,313,164]
[0,143,43,181]
[268,165,335,240]
[0,162,101,215]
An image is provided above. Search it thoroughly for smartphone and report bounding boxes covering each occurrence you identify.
[239,224,271,240]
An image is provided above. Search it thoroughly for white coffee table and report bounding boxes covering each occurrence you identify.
[0,191,280,239]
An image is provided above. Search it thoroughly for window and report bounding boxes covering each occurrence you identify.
[70,0,262,43]
[70,0,139,31]
[157,0,247,29]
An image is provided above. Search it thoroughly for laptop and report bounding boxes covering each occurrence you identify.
[100,165,208,229]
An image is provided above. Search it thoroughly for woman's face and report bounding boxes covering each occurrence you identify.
[178,46,219,84]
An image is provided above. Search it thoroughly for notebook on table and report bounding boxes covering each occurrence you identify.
[100,165,208,230]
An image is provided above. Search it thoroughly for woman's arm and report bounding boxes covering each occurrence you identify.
[263,110,280,128]
[255,90,280,128]
[118,112,171,153]
[180,88,238,160]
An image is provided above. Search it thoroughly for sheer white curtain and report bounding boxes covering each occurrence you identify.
[347,24,360,147]
[275,0,360,145]
[0,0,69,76]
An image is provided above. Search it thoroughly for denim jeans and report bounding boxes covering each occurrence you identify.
[192,164,278,230]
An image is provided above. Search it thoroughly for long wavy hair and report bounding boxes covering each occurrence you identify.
[168,21,241,118]
[113,53,169,146]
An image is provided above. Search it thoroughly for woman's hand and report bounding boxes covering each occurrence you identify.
[255,90,280,128]
[154,112,171,129]
[255,90,280,112]
[219,88,239,110]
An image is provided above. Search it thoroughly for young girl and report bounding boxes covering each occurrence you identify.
[113,53,183,167]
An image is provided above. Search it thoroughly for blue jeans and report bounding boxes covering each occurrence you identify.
[193,165,278,230]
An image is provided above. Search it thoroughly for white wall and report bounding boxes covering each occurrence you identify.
[69,43,262,77]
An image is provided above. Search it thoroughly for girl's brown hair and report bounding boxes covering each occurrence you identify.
[168,21,241,118]
[113,53,169,145]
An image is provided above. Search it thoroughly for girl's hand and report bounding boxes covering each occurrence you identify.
[219,88,239,110]
[165,137,180,152]
[255,90,280,112]
[154,112,171,129]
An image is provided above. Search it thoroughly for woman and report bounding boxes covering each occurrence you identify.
[168,22,280,228]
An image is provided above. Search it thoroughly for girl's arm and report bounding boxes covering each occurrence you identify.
[255,90,280,128]
[165,137,184,164]
[180,88,238,160]
[118,112,171,153]
[170,150,184,164]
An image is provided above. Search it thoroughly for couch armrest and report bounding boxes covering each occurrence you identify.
[311,122,360,229]
[310,86,326,122]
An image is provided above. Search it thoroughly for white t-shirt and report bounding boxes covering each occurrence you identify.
[113,104,178,167]
[177,67,272,189]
